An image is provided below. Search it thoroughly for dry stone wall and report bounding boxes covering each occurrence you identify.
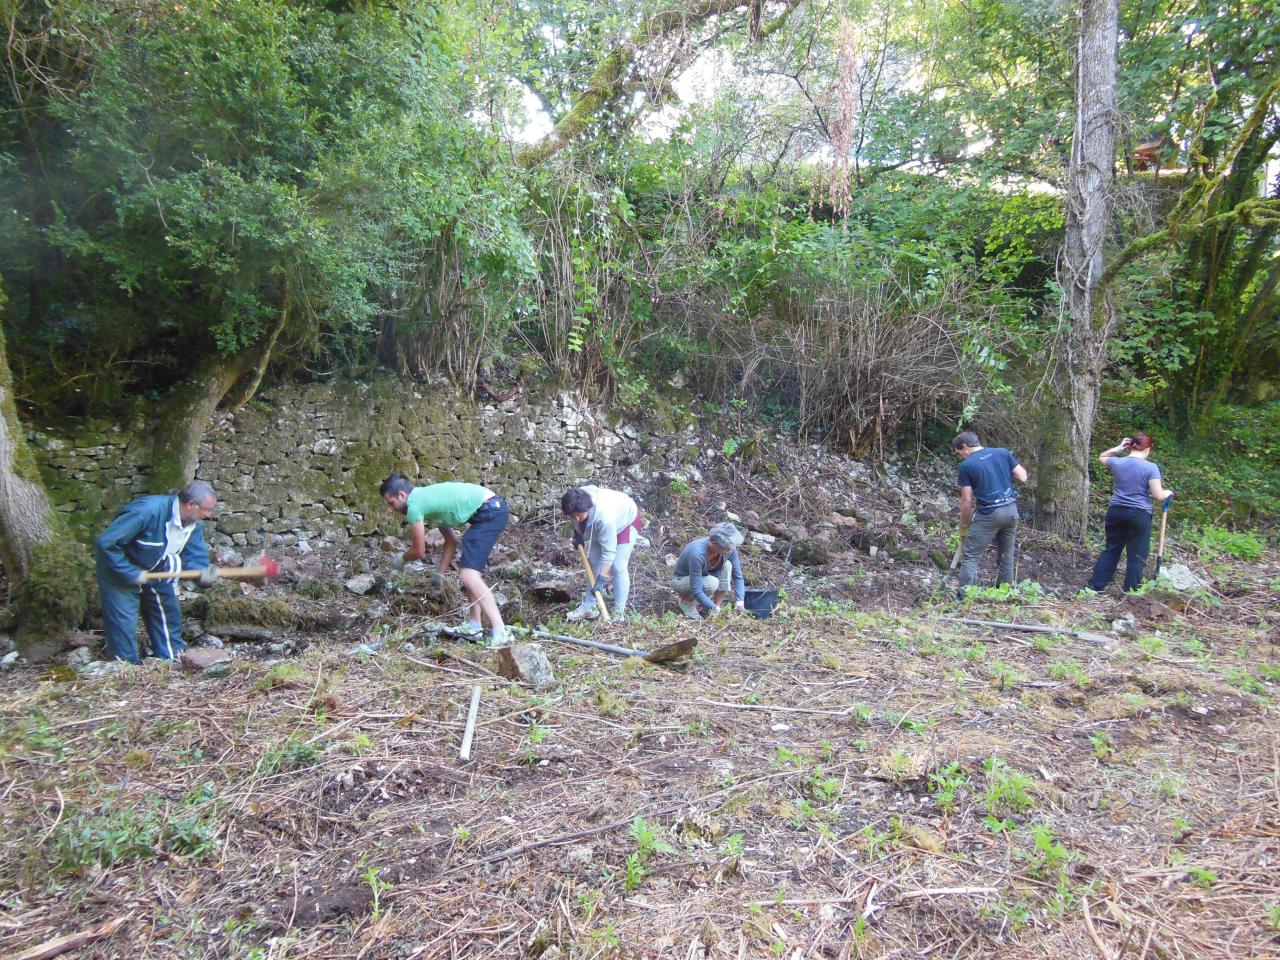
[31,378,636,551]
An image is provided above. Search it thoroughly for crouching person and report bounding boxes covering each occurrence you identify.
[94,480,220,664]
[561,485,642,622]
[672,522,746,620]
[380,472,511,647]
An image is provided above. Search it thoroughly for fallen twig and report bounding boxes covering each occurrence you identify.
[10,918,125,960]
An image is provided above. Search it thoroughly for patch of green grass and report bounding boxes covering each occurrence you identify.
[256,734,320,776]
[963,580,1046,605]
[53,787,219,872]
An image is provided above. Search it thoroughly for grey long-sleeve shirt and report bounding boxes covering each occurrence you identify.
[572,485,639,568]
[674,536,745,607]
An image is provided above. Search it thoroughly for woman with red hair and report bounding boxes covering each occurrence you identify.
[1087,434,1174,592]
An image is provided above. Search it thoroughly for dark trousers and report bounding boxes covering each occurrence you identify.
[1088,505,1153,593]
[957,504,1019,596]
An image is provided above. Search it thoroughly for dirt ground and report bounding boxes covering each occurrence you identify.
[1,440,1278,959]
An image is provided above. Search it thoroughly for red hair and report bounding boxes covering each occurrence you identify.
[1130,433,1154,451]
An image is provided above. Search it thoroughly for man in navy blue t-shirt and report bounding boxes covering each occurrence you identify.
[953,431,1028,597]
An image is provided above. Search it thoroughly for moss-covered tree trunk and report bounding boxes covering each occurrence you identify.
[148,350,259,492]
[0,297,90,659]
[1034,0,1118,541]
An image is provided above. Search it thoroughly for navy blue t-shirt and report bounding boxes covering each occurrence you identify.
[957,447,1020,514]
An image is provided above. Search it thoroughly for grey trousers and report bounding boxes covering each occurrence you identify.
[957,504,1019,594]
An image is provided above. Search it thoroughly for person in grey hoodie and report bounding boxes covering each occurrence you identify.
[561,486,642,621]
[672,522,746,619]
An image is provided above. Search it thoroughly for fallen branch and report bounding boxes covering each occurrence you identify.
[939,617,1111,644]
[896,886,998,901]
[11,918,125,960]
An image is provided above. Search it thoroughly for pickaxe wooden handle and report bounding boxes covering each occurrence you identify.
[949,526,969,572]
[576,543,613,623]
[141,558,281,582]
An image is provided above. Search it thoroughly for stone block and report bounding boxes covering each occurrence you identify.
[497,643,555,687]
[180,648,232,673]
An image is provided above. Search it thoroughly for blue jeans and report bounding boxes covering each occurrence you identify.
[1089,505,1152,592]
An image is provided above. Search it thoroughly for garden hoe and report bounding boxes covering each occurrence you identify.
[142,556,282,583]
[576,543,612,623]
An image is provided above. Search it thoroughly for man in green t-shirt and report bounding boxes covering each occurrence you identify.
[380,472,510,647]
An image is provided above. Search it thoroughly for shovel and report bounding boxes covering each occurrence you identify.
[142,557,282,582]
[576,542,613,624]
[1152,494,1173,580]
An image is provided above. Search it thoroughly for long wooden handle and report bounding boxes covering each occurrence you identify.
[949,526,969,571]
[141,564,270,582]
[575,543,612,623]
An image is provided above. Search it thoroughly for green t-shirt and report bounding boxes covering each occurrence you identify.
[406,483,489,528]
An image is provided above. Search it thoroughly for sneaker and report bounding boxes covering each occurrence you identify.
[565,603,600,622]
[452,620,483,639]
[677,597,703,621]
[487,626,512,648]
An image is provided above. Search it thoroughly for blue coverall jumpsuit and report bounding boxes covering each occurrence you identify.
[94,495,210,664]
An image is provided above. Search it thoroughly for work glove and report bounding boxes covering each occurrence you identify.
[390,554,406,572]
[132,570,149,586]
[734,601,746,613]
[196,566,219,588]
[429,571,446,591]
[572,530,584,548]
[709,603,722,616]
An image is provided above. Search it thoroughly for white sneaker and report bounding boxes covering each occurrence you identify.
[488,627,512,648]
[452,620,483,639]
[565,603,600,622]
[678,598,703,621]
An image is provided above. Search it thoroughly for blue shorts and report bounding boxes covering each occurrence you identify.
[460,496,509,572]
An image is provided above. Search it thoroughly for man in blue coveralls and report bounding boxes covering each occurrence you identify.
[94,480,220,664]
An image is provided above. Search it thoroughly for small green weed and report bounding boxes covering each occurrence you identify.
[1050,659,1090,688]
[1186,865,1217,890]
[928,762,969,814]
[1090,730,1115,760]
[982,757,1035,817]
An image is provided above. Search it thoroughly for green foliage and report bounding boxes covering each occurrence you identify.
[53,785,219,872]
[1190,526,1265,560]
[981,757,1035,817]
[255,734,320,776]
[928,762,969,814]
[963,580,1046,605]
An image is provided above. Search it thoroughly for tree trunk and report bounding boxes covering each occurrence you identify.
[148,350,259,492]
[0,300,89,658]
[1035,0,1118,540]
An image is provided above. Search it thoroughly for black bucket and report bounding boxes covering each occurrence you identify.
[744,588,778,619]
